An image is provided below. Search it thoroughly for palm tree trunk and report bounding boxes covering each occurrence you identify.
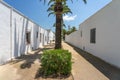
[54,2,63,49]
[55,13,62,49]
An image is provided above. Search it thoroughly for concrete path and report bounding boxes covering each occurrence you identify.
[62,42,109,80]
[0,42,109,80]
[0,49,41,80]
[0,64,21,80]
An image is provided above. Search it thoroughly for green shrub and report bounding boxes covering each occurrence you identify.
[41,49,72,76]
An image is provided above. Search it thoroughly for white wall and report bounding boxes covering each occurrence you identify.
[31,24,40,50]
[39,28,45,47]
[44,30,48,45]
[0,1,55,64]
[66,0,120,68]
[48,30,55,43]
[0,2,11,64]
[66,31,81,48]
[12,10,27,58]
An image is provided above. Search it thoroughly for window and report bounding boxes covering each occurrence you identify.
[26,32,31,44]
[40,33,42,42]
[36,32,38,38]
[90,28,96,43]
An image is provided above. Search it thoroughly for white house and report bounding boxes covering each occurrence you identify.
[65,0,120,68]
[47,29,55,43]
[0,1,55,65]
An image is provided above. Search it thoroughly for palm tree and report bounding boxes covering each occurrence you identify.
[48,3,71,28]
[41,0,87,49]
[48,3,71,46]
[71,26,77,32]
[47,2,72,49]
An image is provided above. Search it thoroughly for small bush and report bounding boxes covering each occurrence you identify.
[41,49,72,76]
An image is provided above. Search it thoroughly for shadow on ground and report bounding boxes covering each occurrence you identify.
[35,67,71,80]
[66,42,120,80]
[10,46,53,69]
[10,48,42,69]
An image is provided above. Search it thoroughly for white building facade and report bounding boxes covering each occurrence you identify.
[0,1,54,64]
[66,0,120,68]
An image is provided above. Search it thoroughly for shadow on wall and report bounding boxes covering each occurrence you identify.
[66,42,120,80]
[9,44,54,69]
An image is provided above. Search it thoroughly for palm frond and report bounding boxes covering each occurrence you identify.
[47,4,55,12]
[83,0,87,4]
[48,12,55,17]
[48,0,55,5]
[39,0,47,4]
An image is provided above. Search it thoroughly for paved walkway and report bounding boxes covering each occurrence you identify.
[66,42,120,80]
[62,42,109,80]
[0,42,109,80]
[0,49,42,80]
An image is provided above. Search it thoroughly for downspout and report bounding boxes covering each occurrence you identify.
[10,7,12,60]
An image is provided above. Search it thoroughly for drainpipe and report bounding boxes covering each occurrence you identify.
[10,8,12,60]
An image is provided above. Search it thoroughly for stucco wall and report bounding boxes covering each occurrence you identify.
[0,2,11,64]
[66,0,120,68]
[0,1,55,64]
[66,31,81,48]
[48,30,55,43]
[12,10,27,58]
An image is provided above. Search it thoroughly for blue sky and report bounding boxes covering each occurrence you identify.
[4,0,112,31]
